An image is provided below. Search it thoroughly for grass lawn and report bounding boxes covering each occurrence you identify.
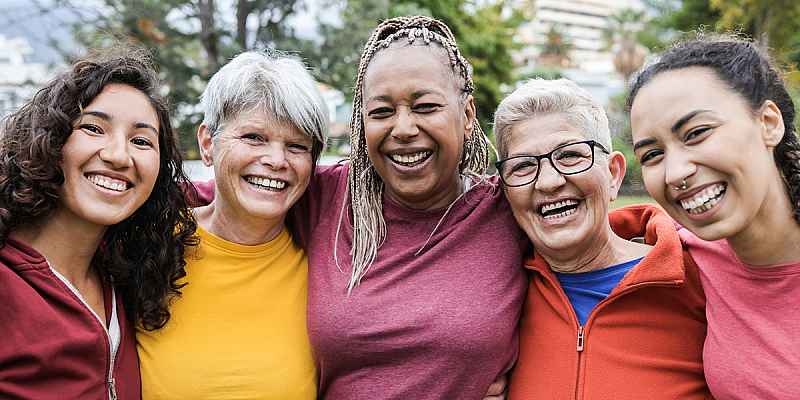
[612,195,657,209]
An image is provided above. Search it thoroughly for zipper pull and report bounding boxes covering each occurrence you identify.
[109,377,117,400]
[576,326,585,352]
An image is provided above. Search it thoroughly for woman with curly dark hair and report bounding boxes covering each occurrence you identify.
[628,36,800,399]
[0,46,196,400]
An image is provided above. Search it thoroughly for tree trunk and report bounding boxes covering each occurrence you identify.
[236,0,252,50]
[198,0,220,73]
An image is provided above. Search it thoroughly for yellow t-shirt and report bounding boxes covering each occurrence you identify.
[137,225,316,399]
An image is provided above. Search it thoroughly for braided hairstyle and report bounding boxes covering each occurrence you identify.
[342,15,490,292]
[627,34,800,225]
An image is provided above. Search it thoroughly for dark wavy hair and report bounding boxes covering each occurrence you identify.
[0,45,197,330]
[627,35,800,225]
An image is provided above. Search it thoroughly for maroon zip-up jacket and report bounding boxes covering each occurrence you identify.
[0,237,140,399]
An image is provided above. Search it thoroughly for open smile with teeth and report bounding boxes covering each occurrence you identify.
[87,173,129,192]
[246,176,287,191]
[389,151,432,167]
[539,199,580,220]
[680,183,727,214]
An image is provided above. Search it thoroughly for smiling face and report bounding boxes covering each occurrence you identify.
[57,83,161,229]
[198,110,313,226]
[630,67,786,241]
[361,44,475,210]
[502,113,625,260]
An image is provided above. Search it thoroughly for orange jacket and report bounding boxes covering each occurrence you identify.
[508,205,712,400]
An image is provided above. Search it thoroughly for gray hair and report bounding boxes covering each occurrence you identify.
[494,78,611,159]
[200,50,329,162]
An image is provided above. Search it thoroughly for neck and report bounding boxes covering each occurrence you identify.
[11,208,106,284]
[386,175,464,211]
[194,201,284,246]
[728,187,800,266]
[543,224,650,274]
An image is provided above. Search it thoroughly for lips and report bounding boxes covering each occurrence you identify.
[245,175,287,191]
[86,173,130,192]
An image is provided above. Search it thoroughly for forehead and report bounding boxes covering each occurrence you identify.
[84,84,159,127]
[630,67,747,136]
[226,110,309,141]
[506,113,587,155]
[362,44,460,99]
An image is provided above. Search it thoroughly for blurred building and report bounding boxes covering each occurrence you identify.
[515,0,645,105]
[0,35,51,118]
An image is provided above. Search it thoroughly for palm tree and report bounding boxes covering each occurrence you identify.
[604,8,649,89]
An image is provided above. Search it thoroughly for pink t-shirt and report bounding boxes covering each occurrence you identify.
[295,164,528,400]
[679,228,800,400]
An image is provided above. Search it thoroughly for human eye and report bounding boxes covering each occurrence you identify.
[131,137,155,149]
[367,107,394,119]
[288,142,311,154]
[508,158,538,177]
[638,149,664,165]
[240,133,265,144]
[413,103,441,113]
[684,126,712,142]
[78,124,104,135]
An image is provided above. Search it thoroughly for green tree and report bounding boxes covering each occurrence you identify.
[48,0,305,158]
[307,0,523,133]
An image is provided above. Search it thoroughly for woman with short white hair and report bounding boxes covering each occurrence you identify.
[494,78,711,399]
[136,50,328,399]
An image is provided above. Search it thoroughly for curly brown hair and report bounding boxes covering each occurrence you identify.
[0,45,197,330]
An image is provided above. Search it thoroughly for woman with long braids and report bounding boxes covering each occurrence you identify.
[0,47,195,399]
[300,15,526,399]
[628,36,800,399]
[195,15,526,399]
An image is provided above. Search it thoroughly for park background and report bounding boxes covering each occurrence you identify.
[1,0,799,206]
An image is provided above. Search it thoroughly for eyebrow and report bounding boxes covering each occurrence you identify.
[632,109,714,152]
[365,89,441,104]
[671,109,712,133]
[80,110,159,136]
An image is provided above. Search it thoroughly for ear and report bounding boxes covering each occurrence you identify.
[463,94,476,139]
[607,151,627,202]
[760,100,785,148]
[197,124,214,167]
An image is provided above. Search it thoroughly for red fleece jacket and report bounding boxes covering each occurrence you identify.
[0,238,140,400]
[509,205,713,400]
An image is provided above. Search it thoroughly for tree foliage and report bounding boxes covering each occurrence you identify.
[307,0,523,133]
[47,0,305,158]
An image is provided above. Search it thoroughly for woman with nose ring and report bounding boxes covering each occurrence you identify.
[628,35,800,399]
[494,79,711,399]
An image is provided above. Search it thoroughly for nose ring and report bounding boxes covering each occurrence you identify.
[672,179,688,191]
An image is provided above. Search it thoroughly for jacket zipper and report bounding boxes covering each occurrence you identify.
[47,265,118,400]
[540,268,681,400]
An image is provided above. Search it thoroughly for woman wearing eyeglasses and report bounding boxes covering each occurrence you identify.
[494,79,711,399]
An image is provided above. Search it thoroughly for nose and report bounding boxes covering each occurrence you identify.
[391,108,419,141]
[98,131,133,168]
[259,142,289,170]
[534,158,566,193]
[663,150,697,191]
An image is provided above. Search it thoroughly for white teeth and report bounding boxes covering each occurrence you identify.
[246,176,287,190]
[389,151,431,165]
[543,207,578,220]
[540,199,579,214]
[87,174,128,192]
[680,183,726,214]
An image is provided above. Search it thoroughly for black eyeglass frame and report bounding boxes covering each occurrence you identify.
[495,140,610,187]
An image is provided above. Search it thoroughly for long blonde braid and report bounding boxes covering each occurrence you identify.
[338,15,491,293]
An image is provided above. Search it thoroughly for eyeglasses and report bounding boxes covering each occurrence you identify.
[495,140,610,187]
